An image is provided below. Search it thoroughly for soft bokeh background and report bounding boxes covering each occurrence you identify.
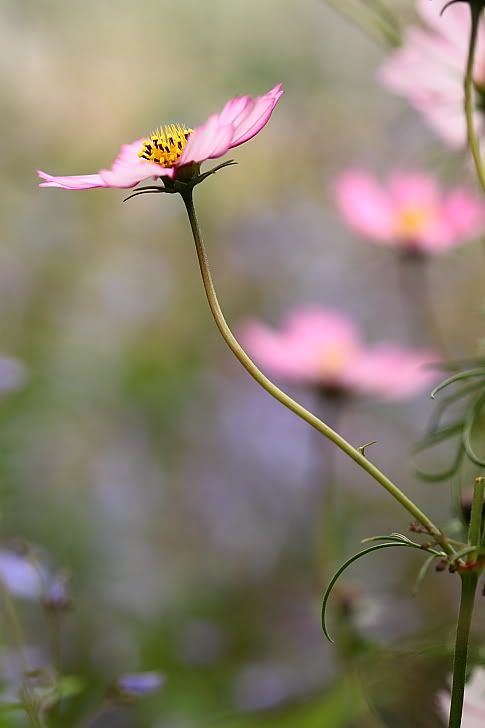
[1,1,485,726]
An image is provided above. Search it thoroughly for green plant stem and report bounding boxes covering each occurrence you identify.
[181,190,454,556]
[448,572,478,728]
[465,4,485,193]
[468,477,485,564]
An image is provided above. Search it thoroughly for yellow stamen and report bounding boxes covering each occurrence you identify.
[138,124,193,168]
[396,207,433,239]
[316,344,352,377]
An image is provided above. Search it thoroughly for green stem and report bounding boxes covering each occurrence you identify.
[448,572,478,728]
[464,4,485,193]
[181,189,454,556]
[467,476,484,564]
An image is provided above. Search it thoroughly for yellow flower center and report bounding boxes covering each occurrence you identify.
[396,207,433,239]
[138,124,193,168]
[316,344,352,378]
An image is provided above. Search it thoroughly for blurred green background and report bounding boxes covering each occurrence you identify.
[1,1,485,726]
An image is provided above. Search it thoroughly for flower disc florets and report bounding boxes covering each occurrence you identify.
[138,124,193,167]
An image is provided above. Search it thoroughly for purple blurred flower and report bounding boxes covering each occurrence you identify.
[231,662,297,712]
[43,573,73,612]
[0,549,44,599]
[117,671,165,698]
[0,356,28,392]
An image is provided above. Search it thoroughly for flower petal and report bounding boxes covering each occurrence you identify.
[99,139,171,188]
[379,2,485,147]
[180,116,235,165]
[37,171,107,190]
[334,170,395,242]
[348,346,439,400]
[229,83,284,148]
[38,139,169,191]
[179,84,283,166]
[443,188,485,240]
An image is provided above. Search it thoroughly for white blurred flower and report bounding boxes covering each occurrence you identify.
[439,668,485,727]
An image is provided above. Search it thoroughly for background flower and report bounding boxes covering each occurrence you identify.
[334,169,484,253]
[439,668,485,727]
[378,0,485,147]
[241,308,438,399]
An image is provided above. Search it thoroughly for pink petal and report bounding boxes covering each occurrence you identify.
[240,309,361,386]
[349,346,439,400]
[334,170,395,242]
[38,139,169,191]
[417,0,470,50]
[37,171,107,190]
[99,139,171,188]
[284,308,360,352]
[442,188,485,240]
[379,3,485,148]
[180,84,283,166]
[388,172,439,209]
[228,84,284,148]
[240,320,321,382]
[180,116,235,166]
[218,95,253,125]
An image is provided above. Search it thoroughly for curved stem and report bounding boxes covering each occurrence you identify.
[464,4,485,193]
[181,189,453,556]
[448,572,478,728]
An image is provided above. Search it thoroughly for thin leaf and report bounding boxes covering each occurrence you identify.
[321,542,422,643]
[427,381,484,433]
[361,533,419,547]
[463,389,485,466]
[450,545,478,563]
[415,421,465,451]
[430,368,485,399]
[412,554,437,596]
[413,443,464,484]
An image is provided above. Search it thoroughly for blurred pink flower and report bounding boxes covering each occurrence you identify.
[439,668,485,727]
[379,0,485,147]
[241,308,438,400]
[37,84,283,190]
[334,169,484,253]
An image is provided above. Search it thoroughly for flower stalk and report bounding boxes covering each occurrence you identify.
[465,2,485,191]
[447,476,484,727]
[180,188,453,556]
[468,476,485,563]
[448,571,478,728]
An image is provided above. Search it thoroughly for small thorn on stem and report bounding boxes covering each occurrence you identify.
[357,440,377,457]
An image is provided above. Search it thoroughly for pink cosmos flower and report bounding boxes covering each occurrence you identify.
[334,169,484,253]
[379,0,485,147]
[439,668,485,728]
[240,308,438,400]
[37,84,283,190]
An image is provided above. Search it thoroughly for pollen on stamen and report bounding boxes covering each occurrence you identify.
[138,124,193,168]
